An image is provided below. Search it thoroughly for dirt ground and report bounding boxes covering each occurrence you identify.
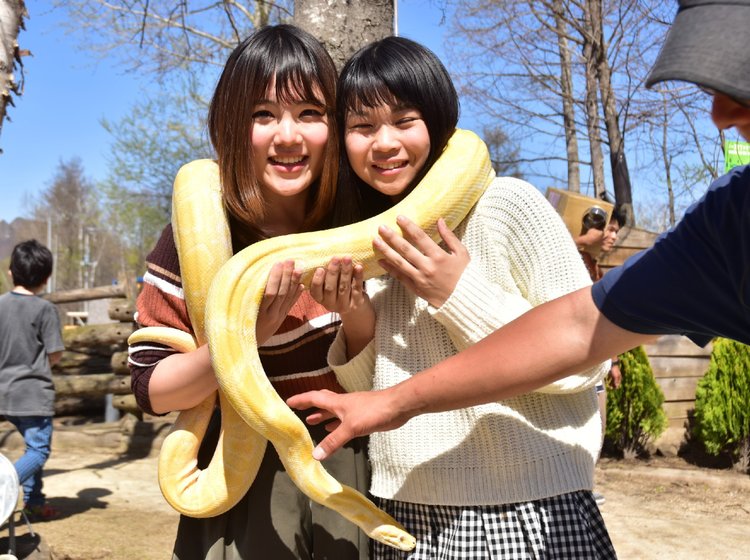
[1,416,749,559]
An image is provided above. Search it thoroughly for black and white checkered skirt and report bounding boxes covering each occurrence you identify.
[373,491,617,559]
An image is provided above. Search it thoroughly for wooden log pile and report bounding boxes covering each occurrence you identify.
[48,285,141,417]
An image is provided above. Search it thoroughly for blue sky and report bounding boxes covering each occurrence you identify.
[0,1,472,223]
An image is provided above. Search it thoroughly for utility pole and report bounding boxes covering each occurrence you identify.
[80,226,98,314]
[46,214,55,293]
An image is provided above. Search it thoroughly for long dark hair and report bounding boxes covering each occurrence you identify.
[208,24,339,248]
[334,36,459,225]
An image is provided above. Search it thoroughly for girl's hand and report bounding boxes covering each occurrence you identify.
[374,216,469,307]
[256,259,304,345]
[310,256,366,315]
[310,256,375,358]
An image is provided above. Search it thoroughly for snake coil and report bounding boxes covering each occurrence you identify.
[128,128,495,550]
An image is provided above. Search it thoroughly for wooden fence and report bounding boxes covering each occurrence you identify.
[643,336,712,430]
[597,226,658,275]
[599,227,712,451]
[45,285,140,417]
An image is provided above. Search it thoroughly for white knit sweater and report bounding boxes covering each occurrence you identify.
[329,176,609,506]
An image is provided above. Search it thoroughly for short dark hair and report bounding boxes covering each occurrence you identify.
[335,36,459,223]
[609,207,626,228]
[10,239,53,289]
[208,24,339,248]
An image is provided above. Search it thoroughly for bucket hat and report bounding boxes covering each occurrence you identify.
[646,0,750,100]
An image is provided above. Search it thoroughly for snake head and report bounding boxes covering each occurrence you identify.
[371,525,417,551]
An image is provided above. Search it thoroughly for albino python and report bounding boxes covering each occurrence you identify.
[128,128,495,551]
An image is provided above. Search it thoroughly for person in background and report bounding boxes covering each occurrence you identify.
[575,206,625,506]
[575,206,623,285]
[129,25,370,560]
[306,36,615,558]
[287,0,750,469]
[0,239,64,521]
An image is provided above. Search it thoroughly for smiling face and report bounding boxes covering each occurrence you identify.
[601,220,620,253]
[344,103,431,200]
[250,80,329,203]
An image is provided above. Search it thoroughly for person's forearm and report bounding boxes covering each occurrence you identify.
[340,309,376,360]
[148,344,218,414]
[388,286,652,417]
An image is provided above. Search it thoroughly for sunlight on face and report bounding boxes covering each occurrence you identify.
[250,78,329,202]
[344,104,430,200]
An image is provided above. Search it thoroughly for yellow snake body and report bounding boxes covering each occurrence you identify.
[130,164,267,518]
[129,129,495,550]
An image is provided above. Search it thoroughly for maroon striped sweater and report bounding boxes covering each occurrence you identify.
[129,224,345,416]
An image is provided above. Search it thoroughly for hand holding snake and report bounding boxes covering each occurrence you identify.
[128,128,494,551]
[375,215,471,308]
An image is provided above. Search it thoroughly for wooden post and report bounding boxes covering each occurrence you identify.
[111,351,130,375]
[62,323,135,348]
[108,298,136,322]
[53,373,132,398]
[111,394,141,416]
[43,284,127,304]
[38,286,141,419]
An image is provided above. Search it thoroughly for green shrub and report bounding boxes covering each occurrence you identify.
[693,338,750,473]
[605,345,667,458]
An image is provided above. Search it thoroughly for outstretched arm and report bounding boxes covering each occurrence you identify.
[288,285,654,460]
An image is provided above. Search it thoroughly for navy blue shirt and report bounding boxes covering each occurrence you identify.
[592,165,750,347]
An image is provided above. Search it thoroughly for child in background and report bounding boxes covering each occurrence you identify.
[575,207,626,398]
[575,206,624,284]
[575,207,625,506]
[0,239,64,521]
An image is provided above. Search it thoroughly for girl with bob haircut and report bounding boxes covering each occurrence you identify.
[331,36,458,226]
[130,24,370,559]
[299,36,618,559]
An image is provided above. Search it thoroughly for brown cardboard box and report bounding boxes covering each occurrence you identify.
[545,187,614,239]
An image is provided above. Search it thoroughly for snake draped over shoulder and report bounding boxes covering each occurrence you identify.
[128,128,495,551]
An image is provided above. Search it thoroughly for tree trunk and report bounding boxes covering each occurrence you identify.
[592,0,634,224]
[0,0,26,140]
[582,1,606,199]
[658,95,676,227]
[552,0,580,192]
[293,0,394,70]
